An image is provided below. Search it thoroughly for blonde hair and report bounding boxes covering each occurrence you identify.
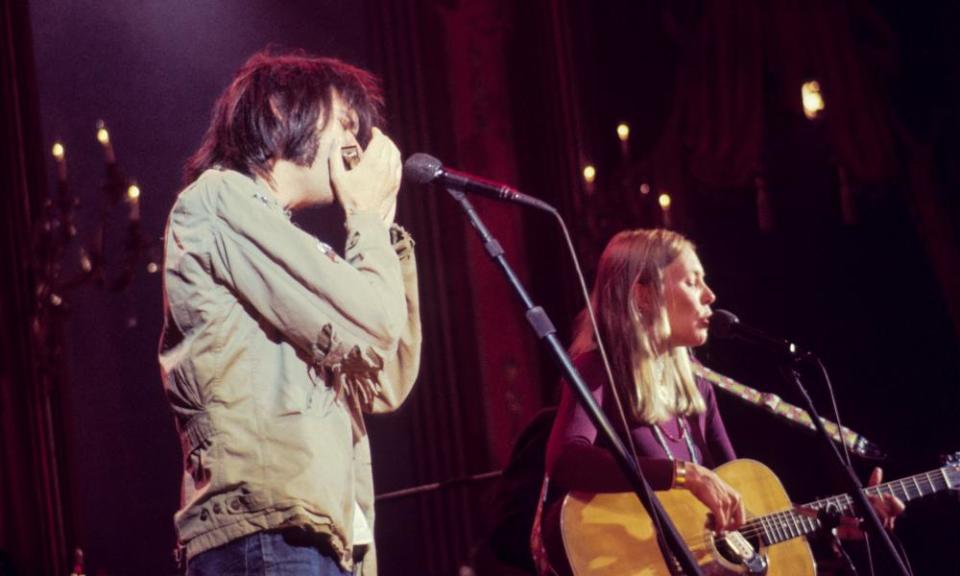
[571,229,706,424]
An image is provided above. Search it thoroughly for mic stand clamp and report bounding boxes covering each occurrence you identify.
[446,188,702,576]
[779,362,910,576]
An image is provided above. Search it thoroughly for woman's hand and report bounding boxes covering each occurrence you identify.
[683,462,746,532]
[837,467,906,539]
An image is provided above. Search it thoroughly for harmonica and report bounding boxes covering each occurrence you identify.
[341,145,361,170]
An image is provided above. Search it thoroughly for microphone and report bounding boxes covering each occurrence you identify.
[403,153,556,212]
[709,309,808,358]
[707,309,886,459]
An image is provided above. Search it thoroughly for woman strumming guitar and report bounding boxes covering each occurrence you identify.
[534,228,904,576]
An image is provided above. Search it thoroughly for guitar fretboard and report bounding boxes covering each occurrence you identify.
[745,465,959,546]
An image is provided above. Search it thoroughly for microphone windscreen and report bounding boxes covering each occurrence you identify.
[708,309,740,340]
[403,153,443,185]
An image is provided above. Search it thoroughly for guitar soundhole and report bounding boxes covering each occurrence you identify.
[711,530,768,575]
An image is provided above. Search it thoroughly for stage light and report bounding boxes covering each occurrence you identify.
[658,193,672,209]
[582,164,597,184]
[640,182,651,195]
[127,183,141,201]
[52,142,65,160]
[802,81,824,119]
[616,123,630,142]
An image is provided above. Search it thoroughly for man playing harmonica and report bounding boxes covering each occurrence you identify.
[158,49,422,576]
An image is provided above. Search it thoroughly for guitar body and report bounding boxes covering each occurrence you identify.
[560,459,816,576]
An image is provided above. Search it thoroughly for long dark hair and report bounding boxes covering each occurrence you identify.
[185,49,384,184]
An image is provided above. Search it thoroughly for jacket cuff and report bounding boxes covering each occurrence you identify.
[345,211,387,232]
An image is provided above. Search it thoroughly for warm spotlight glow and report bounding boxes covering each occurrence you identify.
[147,262,159,274]
[640,182,651,195]
[127,184,141,201]
[582,165,597,184]
[801,81,825,120]
[658,193,672,209]
[616,123,630,142]
[52,142,65,160]
[96,127,110,145]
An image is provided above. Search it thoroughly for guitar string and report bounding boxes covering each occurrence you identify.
[677,469,957,548]
[660,377,952,545]
[686,475,955,548]
[574,462,960,558]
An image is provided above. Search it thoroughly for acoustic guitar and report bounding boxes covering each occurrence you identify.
[560,455,959,575]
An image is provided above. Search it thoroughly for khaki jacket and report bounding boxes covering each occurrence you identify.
[158,169,421,575]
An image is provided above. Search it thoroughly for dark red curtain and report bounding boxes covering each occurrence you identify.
[651,0,898,191]
[363,1,585,573]
[0,1,70,574]
[619,0,959,336]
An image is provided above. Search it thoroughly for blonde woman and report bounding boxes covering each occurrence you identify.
[537,228,902,575]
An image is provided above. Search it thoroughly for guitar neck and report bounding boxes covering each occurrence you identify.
[756,465,960,546]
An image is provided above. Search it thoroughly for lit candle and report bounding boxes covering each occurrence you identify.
[616,122,630,158]
[658,192,672,228]
[801,81,824,120]
[52,141,67,182]
[96,119,116,164]
[582,164,597,195]
[127,183,141,221]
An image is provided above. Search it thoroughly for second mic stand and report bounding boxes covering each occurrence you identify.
[780,361,910,576]
[446,188,702,576]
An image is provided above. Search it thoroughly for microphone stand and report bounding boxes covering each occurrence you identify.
[446,188,702,576]
[780,361,910,576]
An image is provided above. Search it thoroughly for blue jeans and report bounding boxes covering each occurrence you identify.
[187,531,354,576]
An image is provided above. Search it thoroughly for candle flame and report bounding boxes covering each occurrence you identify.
[582,164,597,184]
[801,81,825,120]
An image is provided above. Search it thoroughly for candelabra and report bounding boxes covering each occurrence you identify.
[36,119,161,383]
[31,120,159,576]
[35,120,159,338]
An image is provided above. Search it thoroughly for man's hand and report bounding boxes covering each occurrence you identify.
[684,462,747,532]
[330,127,402,219]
